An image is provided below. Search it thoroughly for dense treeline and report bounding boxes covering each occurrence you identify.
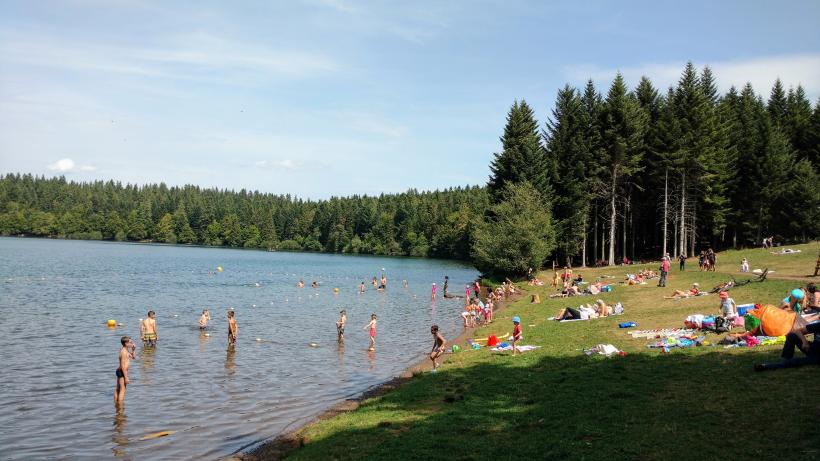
[484,62,819,271]
[1,63,818,273]
[0,175,486,259]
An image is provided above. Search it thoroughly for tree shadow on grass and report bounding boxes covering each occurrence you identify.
[275,348,818,461]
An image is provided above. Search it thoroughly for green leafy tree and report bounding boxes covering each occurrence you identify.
[155,213,176,243]
[471,182,556,276]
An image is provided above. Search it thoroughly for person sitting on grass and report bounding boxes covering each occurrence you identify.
[665,283,700,299]
[718,291,738,319]
[780,288,805,313]
[805,283,819,313]
[755,319,820,371]
[595,299,612,317]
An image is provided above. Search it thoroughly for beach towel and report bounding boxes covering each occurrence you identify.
[584,344,621,356]
[491,345,540,352]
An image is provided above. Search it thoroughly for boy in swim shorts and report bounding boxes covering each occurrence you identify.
[364,313,377,351]
[512,316,522,356]
[429,325,446,370]
[199,309,211,330]
[141,310,157,346]
[115,336,135,404]
[336,310,347,342]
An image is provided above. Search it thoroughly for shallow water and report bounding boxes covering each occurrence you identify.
[0,237,476,460]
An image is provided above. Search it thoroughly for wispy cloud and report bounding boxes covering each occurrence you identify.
[47,158,97,173]
[0,31,339,85]
[563,54,820,99]
[254,159,300,171]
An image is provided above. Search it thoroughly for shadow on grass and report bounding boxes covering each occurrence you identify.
[279,349,818,461]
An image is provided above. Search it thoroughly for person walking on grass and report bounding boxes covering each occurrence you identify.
[658,256,670,287]
[512,316,522,356]
[678,253,686,271]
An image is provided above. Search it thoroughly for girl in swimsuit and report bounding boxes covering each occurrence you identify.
[364,314,377,351]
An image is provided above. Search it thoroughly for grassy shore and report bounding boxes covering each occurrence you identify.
[259,243,820,460]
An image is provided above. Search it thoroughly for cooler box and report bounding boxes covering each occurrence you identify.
[737,304,755,316]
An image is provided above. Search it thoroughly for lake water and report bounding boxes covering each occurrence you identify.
[0,237,476,460]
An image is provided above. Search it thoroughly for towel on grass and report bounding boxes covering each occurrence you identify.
[491,345,540,352]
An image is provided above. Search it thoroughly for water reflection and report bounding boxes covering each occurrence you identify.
[198,331,210,352]
[225,348,236,377]
[139,348,155,384]
[366,350,376,372]
[111,406,128,459]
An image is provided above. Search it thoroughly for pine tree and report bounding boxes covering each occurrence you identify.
[767,78,788,128]
[545,84,589,264]
[784,85,815,164]
[599,73,646,265]
[487,100,550,202]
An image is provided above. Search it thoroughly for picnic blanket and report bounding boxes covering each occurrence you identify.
[491,345,540,352]
[628,328,697,339]
[583,344,622,356]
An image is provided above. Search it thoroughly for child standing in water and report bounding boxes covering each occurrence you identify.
[115,336,135,404]
[199,309,211,330]
[140,310,157,346]
[429,325,446,370]
[359,281,365,294]
[336,310,347,342]
[227,310,238,348]
[364,313,377,351]
[431,282,437,300]
[512,316,522,356]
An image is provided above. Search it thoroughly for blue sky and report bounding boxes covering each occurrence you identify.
[1,0,819,198]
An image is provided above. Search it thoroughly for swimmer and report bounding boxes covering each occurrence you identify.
[227,310,238,349]
[359,281,366,294]
[141,311,157,346]
[298,279,305,288]
[311,280,318,288]
[372,276,378,287]
[381,273,387,289]
[403,279,408,288]
[199,309,211,330]
[336,310,347,342]
[115,336,135,404]
[429,325,446,370]
[364,313,377,351]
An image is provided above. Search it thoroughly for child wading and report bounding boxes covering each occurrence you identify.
[227,310,238,349]
[336,309,347,342]
[364,313,377,351]
[429,325,446,370]
[140,310,158,347]
[115,336,135,404]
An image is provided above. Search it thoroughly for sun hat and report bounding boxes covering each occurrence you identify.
[693,282,700,287]
[791,289,804,300]
[512,316,521,323]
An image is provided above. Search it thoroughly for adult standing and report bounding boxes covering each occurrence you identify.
[658,256,670,287]
[678,254,686,271]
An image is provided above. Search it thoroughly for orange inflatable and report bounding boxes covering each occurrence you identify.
[749,304,795,336]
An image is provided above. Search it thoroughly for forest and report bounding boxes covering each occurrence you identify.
[1,63,818,274]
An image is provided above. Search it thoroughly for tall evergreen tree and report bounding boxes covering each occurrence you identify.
[545,85,590,265]
[487,100,550,203]
[767,78,788,128]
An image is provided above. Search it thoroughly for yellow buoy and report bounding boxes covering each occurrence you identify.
[333,288,340,293]
[107,319,117,328]
[216,266,223,272]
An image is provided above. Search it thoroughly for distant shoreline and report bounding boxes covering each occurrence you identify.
[0,234,472,264]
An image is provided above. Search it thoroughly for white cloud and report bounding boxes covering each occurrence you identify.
[563,54,820,100]
[47,158,97,173]
[0,31,339,85]
[47,158,75,172]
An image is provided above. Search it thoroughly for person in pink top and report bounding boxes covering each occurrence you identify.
[431,282,437,300]
[658,256,670,287]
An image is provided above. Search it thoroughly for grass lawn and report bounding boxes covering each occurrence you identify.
[278,243,820,460]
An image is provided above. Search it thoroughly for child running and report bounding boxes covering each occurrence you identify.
[227,310,238,349]
[199,309,211,330]
[140,310,157,346]
[364,313,377,351]
[429,325,446,370]
[336,309,347,342]
[115,336,135,404]
[512,316,522,356]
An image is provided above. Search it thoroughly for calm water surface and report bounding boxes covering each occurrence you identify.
[0,238,476,460]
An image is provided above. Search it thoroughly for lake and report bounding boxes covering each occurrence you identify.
[0,237,477,460]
